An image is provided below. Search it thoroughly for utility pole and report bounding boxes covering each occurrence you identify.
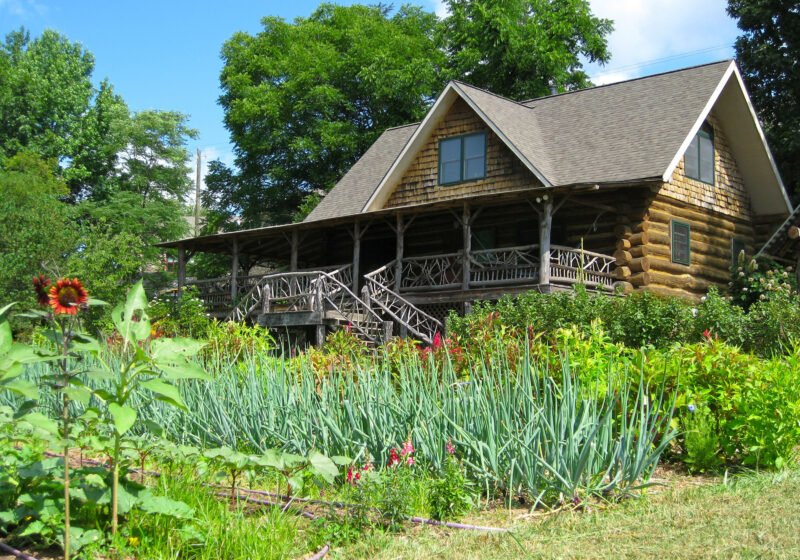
[194,148,202,236]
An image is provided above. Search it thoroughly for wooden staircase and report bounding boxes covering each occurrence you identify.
[225,264,441,346]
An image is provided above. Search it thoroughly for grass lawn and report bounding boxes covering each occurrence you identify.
[335,468,800,559]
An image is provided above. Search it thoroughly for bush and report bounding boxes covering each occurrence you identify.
[148,286,212,338]
[728,254,795,309]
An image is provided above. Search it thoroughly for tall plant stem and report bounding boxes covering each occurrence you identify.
[112,433,120,535]
[62,392,71,560]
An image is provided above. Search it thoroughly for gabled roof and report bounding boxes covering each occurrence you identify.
[311,59,790,222]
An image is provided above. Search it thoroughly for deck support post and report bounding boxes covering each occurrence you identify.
[352,221,361,293]
[231,238,239,304]
[177,247,186,299]
[290,230,299,271]
[538,198,553,286]
[316,324,326,346]
[462,204,471,290]
[395,214,404,291]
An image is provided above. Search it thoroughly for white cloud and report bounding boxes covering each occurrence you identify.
[0,0,47,18]
[585,0,740,83]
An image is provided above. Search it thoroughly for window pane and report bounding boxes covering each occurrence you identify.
[463,134,485,159]
[685,135,699,179]
[699,134,714,183]
[441,160,461,184]
[464,156,485,180]
[672,222,691,264]
[440,138,461,163]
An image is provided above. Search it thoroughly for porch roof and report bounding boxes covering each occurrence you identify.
[155,185,620,256]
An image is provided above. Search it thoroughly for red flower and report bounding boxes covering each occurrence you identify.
[32,275,51,307]
[388,448,400,467]
[432,332,443,350]
[48,278,89,315]
[346,466,361,485]
[703,329,711,340]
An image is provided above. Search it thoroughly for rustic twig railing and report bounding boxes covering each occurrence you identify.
[469,244,541,286]
[549,245,616,288]
[400,253,463,291]
[363,261,443,344]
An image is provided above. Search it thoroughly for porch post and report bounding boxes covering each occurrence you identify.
[395,214,404,291]
[177,247,186,299]
[352,221,361,293]
[462,204,471,290]
[230,238,239,304]
[290,229,299,272]
[539,198,553,286]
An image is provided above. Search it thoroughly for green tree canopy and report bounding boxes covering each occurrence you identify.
[208,1,613,228]
[0,153,74,309]
[440,0,613,99]
[727,0,800,199]
[208,3,447,228]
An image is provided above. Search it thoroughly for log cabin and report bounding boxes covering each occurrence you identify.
[158,60,792,346]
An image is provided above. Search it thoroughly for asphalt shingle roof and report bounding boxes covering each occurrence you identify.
[307,61,733,222]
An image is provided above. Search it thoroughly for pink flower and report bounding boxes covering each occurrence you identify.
[703,329,711,339]
[446,439,456,455]
[388,448,400,467]
[400,439,414,456]
[406,456,415,466]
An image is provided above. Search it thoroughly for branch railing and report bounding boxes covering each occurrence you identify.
[400,253,462,292]
[469,244,540,287]
[363,261,443,345]
[550,245,616,288]
[227,265,352,322]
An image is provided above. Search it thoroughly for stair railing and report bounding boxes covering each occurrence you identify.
[363,260,443,345]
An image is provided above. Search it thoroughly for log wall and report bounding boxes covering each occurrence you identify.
[385,98,543,207]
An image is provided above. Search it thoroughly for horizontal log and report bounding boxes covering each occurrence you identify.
[614,224,632,238]
[629,271,651,286]
[648,203,754,235]
[632,222,650,233]
[628,232,649,246]
[629,257,651,273]
[615,266,632,280]
[613,281,634,294]
[647,256,729,282]
[630,245,648,258]
[645,244,732,272]
[613,251,631,267]
[647,270,715,292]
[790,226,800,239]
[647,227,743,257]
[616,238,632,250]
[640,285,700,301]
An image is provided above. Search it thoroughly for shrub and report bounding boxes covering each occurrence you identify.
[148,286,212,338]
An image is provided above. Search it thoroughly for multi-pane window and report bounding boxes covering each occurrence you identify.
[439,132,486,185]
[685,122,714,184]
[671,220,691,265]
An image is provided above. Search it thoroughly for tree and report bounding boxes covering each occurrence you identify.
[208,3,446,227]
[727,0,800,199]
[440,0,613,100]
[0,153,74,311]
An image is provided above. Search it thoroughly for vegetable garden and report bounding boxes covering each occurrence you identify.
[1,275,800,559]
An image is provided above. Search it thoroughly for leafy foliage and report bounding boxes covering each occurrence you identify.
[728,0,800,198]
[439,0,613,99]
[209,3,446,227]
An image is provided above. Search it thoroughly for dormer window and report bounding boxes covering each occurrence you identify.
[439,132,486,185]
[685,122,714,185]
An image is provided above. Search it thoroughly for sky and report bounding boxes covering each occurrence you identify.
[0,0,741,191]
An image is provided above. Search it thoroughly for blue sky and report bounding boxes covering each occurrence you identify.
[0,0,741,188]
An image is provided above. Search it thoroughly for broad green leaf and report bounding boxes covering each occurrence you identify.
[141,379,186,410]
[85,368,115,382]
[0,318,12,354]
[151,337,206,362]
[159,362,211,381]
[136,492,195,519]
[62,385,92,405]
[0,302,15,318]
[308,451,339,483]
[86,298,109,307]
[2,379,38,400]
[331,455,351,466]
[23,412,59,436]
[108,403,137,435]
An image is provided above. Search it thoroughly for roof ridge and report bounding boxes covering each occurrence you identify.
[520,59,734,105]
[450,79,533,108]
[382,121,421,132]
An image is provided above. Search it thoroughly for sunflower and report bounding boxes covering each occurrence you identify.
[48,278,89,315]
[32,275,51,307]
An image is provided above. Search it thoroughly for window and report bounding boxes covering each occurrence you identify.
[438,132,486,185]
[731,238,746,268]
[671,220,691,265]
[685,122,714,184]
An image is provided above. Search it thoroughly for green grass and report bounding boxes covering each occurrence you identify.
[334,468,800,559]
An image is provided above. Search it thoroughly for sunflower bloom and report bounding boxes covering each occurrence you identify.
[48,278,89,315]
[32,275,51,307]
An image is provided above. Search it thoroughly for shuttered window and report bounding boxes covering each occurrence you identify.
[685,123,714,185]
[438,132,486,185]
[672,220,691,265]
